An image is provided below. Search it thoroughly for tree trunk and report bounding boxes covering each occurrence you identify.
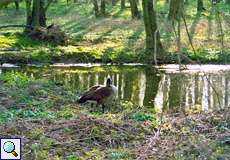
[129,0,140,19]
[32,0,40,27]
[168,0,184,21]
[197,0,205,12]
[39,0,46,27]
[29,0,46,27]
[93,0,99,17]
[112,0,116,6]
[121,0,125,10]
[184,0,188,5]
[100,0,106,16]
[142,0,164,61]
[25,0,32,26]
[15,0,19,12]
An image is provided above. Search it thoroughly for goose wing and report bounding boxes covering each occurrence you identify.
[83,86,113,103]
[78,85,102,103]
[81,85,101,96]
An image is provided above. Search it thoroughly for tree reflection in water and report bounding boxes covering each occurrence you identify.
[1,65,230,112]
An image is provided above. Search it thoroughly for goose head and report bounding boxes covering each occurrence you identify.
[106,78,112,87]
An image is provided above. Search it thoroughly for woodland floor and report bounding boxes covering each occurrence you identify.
[0,1,230,159]
[0,1,230,64]
[0,72,229,159]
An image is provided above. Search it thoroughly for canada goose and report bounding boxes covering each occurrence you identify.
[78,77,118,112]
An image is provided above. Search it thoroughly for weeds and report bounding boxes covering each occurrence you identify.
[0,72,229,159]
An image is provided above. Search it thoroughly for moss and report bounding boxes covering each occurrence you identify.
[0,35,16,48]
[30,49,52,63]
[0,71,229,159]
[1,0,230,64]
[0,72,75,123]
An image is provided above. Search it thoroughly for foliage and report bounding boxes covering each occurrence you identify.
[0,0,229,64]
[0,71,32,87]
[130,112,155,122]
[0,72,229,159]
[0,0,230,159]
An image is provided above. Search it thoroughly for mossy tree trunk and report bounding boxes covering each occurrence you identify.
[15,0,19,12]
[93,0,106,17]
[121,0,125,10]
[142,0,164,62]
[25,0,46,28]
[32,0,40,26]
[197,0,205,12]
[129,0,140,19]
[112,0,116,6]
[100,0,106,16]
[168,0,184,65]
[168,0,184,21]
[25,0,32,26]
[93,0,99,17]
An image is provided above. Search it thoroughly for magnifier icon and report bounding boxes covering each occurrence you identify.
[3,141,18,157]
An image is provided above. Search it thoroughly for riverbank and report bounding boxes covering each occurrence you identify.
[1,32,230,65]
[0,71,229,159]
[1,1,230,65]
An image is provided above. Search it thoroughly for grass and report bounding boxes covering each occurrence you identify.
[0,72,154,159]
[0,72,229,159]
[0,0,230,64]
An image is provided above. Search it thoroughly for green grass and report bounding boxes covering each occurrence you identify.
[0,0,230,64]
[0,72,229,159]
[0,71,153,159]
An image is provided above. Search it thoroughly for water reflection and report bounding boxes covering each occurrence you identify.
[1,66,230,112]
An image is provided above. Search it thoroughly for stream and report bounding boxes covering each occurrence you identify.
[1,64,230,113]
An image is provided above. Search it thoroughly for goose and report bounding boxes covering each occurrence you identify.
[78,77,118,112]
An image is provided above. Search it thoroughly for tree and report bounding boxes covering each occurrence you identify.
[129,0,140,19]
[100,0,106,16]
[168,0,184,65]
[121,0,125,10]
[15,0,19,12]
[168,0,184,21]
[142,0,164,62]
[111,0,116,6]
[25,0,46,27]
[197,0,205,12]
[92,0,106,17]
[93,0,99,17]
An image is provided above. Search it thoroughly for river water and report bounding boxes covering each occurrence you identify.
[1,64,230,113]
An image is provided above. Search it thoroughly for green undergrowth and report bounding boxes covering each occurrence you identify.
[0,33,143,64]
[0,72,157,159]
[0,72,229,159]
[0,72,76,122]
[1,1,230,64]
[1,33,230,64]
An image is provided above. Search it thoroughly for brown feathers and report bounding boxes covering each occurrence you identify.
[78,78,118,112]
